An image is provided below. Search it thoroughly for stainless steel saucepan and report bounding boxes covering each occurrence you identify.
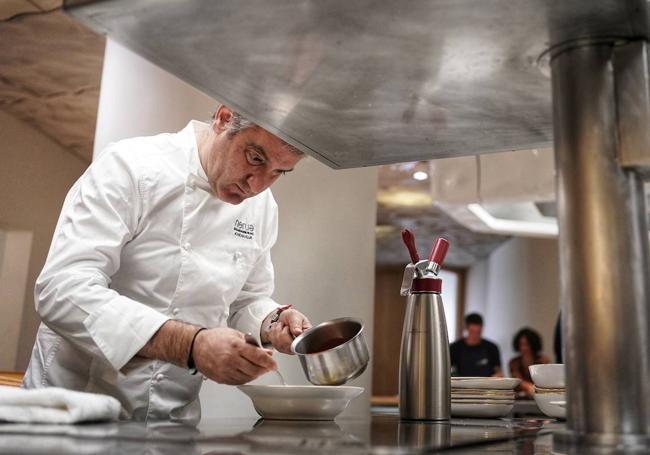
[290,317,369,386]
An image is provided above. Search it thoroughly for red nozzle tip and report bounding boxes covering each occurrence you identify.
[401,229,420,264]
[429,238,450,266]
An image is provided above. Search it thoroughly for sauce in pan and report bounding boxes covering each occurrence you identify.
[306,337,348,354]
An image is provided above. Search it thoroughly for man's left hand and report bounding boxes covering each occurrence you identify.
[267,309,312,354]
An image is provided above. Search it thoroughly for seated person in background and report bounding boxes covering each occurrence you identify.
[450,313,503,377]
[509,327,550,397]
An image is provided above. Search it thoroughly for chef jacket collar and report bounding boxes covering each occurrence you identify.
[185,120,212,192]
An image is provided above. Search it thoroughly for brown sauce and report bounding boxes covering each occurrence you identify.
[306,337,348,354]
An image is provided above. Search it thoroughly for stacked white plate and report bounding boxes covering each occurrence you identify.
[451,377,521,418]
[529,364,566,419]
[533,386,565,419]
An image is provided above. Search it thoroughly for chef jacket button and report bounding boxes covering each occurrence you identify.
[187,178,196,190]
[233,251,242,261]
[172,307,179,316]
[183,242,192,252]
[155,373,164,382]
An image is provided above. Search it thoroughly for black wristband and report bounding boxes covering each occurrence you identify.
[187,327,207,375]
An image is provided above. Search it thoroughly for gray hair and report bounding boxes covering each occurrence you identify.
[223,110,257,138]
[211,107,304,156]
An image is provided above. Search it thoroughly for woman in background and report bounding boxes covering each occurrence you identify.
[509,328,550,397]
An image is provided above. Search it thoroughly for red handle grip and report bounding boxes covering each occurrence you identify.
[429,238,449,267]
[401,229,420,264]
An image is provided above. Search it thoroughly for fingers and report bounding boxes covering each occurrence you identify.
[240,342,277,370]
[194,328,278,385]
[235,356,271,379]
[281,310,311,337]
[214,357,272,385]
[270,323,294,354]
[222,369,253,385]
[288,313,305,336]
[222,351,276,384]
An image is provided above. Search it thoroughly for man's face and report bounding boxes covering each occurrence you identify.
[466,324,483,344]
[204,111,303,204]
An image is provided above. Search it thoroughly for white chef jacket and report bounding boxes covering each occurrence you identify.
[22,121,280,422]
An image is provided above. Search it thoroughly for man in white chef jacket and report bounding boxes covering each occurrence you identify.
[22,105,312,422]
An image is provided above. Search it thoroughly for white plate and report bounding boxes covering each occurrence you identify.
[451,401,514,418]
[533,392,566,419]
[452,397,514,404]
[452,398,514,405]
[451,377,521,390]
[452,391,515,400]
[237,385,364,421]
[451,387,516,393]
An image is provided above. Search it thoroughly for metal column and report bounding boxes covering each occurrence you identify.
[551,41,650,448]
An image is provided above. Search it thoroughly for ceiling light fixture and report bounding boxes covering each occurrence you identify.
[413,171,428,181]
[467,203,558,237]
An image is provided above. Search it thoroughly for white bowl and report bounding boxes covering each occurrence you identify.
[529,364,565,389]
[533,391,566,419]
[237,385,364,421]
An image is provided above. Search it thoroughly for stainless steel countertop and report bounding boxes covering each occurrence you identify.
[0,410,562,454]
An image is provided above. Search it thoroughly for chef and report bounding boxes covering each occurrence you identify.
[22,105,312,422]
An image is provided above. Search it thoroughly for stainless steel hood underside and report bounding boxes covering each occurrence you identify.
[65,0,648,169]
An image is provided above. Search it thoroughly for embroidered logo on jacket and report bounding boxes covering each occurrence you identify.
[233,219,255,240]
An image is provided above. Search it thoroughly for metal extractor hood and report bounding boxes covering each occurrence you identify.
[65,0,649,169]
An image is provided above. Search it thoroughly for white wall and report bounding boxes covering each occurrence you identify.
[93,42,216,156]
[464,258,489,317]
[464,237,560,373]
[0,110,89,370]
[95,39,377,418]
[439,269,458,341]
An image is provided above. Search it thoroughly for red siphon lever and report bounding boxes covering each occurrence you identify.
[426,238,449,275]
[401,229,420,264]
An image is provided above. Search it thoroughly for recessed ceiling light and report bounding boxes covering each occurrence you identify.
[413,171,428,181]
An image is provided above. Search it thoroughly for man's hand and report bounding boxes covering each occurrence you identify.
[265,309,312,354]
[193,327,277,385]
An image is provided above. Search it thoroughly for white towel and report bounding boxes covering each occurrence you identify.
[0,386,121,424]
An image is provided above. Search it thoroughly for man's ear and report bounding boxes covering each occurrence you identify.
[212,105,233,134]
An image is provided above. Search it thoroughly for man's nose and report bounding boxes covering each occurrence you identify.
[246,172,273,194]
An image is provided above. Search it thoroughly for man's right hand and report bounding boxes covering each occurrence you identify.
[192,327,277,385]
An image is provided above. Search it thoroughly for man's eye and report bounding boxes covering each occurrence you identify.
[246,150,265,165]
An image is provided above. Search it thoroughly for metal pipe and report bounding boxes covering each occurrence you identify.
[551,42,650,446]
